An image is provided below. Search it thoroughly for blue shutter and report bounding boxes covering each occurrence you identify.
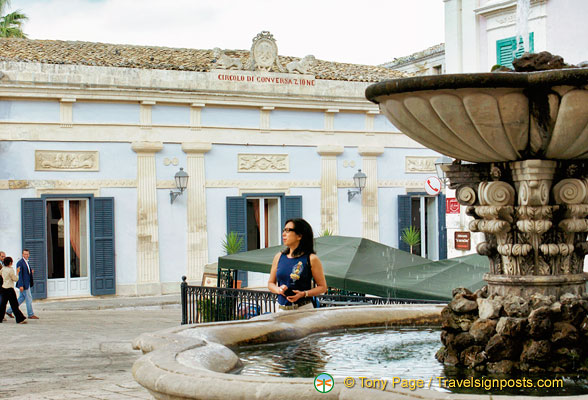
[496,33,534,68]
[281,195,302,228]
[226,196,247,253]
[92,197,115,295]
[397,195,411,252]
[438,194,447,260]
[21,198,47,299]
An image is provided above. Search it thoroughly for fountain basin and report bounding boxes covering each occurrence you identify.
[366,69,588,162]
[132,305,448,400]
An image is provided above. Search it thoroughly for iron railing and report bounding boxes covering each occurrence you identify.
[180,276,446,324]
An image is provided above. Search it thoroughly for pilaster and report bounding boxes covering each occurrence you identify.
[324,109,338,135]
[140,101,155,129]
[60,98,75,128]
[365,110,378,136]
[359,146,384,241]
[182,142,212,282]
[131,141,163,293]
[317,145,344,234]
[190,103,205,130]
[260,106,273,133]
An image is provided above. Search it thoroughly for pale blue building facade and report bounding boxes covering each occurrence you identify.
[0,36,445,297]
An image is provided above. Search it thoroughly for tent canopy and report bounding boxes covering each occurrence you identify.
[218,236,489,301]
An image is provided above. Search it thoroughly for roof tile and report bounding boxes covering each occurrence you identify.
[0,38,408,82]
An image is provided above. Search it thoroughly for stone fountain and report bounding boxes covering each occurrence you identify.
[366,54,588,374]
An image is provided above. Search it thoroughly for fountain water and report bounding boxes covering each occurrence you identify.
[366,55,588,373]
[516,0,531,54]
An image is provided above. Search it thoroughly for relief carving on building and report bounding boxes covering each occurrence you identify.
[238,154,289,172]
[35,150,99,171]
[247,31,285,72]
[7,179,135,189]
[212,48,244,70]
[286,55,316,74]
[211,31,315,75]
[405,156,438,173]
[207,180,319,188]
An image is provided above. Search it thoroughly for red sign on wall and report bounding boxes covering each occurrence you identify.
[446,198,460,214]
[455,231,471,251]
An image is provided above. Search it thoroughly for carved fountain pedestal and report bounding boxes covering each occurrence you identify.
[367,66,588,373]
[448,159,588,298]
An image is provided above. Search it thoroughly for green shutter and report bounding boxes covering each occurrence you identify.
[226,196,247,253]
[397,195,411,253]
[281,196,302,228]
[438,194,447,260]
[21,198,47,299]
[496,33,534,68]
[92,197,116,295]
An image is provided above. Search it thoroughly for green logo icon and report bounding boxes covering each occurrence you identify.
[314,373,334,393]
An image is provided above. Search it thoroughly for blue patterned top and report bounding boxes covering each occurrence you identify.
[276,253,312,306]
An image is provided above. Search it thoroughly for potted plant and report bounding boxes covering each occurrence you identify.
[222,231,244,255]
[401,226,421,255]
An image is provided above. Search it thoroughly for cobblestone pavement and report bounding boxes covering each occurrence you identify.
[1,300,180,399]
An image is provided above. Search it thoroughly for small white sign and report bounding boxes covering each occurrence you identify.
[424,176,442,196]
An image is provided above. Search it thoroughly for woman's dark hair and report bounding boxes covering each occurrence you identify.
[3,256,13,266]
[282,218,315,257]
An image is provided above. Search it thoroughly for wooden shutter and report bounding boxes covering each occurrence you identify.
[21,198,47,299]
[226,196,247,253]
[281,195,302,228]
[438,194,447,260]
[496,33,534,68]
[91,197,115,295]
[397,195,411,253]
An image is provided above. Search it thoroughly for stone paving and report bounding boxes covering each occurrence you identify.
[0,296,181,399]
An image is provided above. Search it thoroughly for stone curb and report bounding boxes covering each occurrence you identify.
[33,294,181,311]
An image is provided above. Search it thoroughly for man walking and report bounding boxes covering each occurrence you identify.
[7,249,39,320]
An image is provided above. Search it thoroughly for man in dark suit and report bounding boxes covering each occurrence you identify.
[7,249,39,320]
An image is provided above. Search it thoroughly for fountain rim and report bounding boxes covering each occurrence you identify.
[132,305,445,400]
[365,68,588,104]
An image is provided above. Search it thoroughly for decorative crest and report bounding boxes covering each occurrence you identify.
[246,31,285,72]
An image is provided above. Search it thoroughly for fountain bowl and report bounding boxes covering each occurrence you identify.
[132,305,443,400]
[366,69,588,163]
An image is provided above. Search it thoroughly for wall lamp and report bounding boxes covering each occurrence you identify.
[347,169,367,202]
[435,156,453,187]
[170,167,189,204]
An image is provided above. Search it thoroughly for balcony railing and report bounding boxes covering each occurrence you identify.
[181,276,446,325]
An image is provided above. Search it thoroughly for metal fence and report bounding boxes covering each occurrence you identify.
[180,276,446,325]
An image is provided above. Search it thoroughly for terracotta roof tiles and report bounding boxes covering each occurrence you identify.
[0,38,407,82]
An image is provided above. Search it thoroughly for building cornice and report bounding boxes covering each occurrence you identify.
[475,0,546,16]
[0,82,380,114]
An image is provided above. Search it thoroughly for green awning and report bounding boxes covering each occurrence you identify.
[218,236,489,301]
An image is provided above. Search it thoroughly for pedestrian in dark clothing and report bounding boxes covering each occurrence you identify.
[0,257,27,324]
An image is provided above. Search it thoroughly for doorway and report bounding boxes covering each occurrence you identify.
[246,197,281,251]
[244,197,281,287]
[400,195,442,260]
[46,199,91,297]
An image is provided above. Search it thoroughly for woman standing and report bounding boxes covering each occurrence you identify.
[0,257,27,324]
[268,218,327,311]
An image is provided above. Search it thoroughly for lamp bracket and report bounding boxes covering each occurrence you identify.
[348,189,361,202]
[170,188,184,204]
